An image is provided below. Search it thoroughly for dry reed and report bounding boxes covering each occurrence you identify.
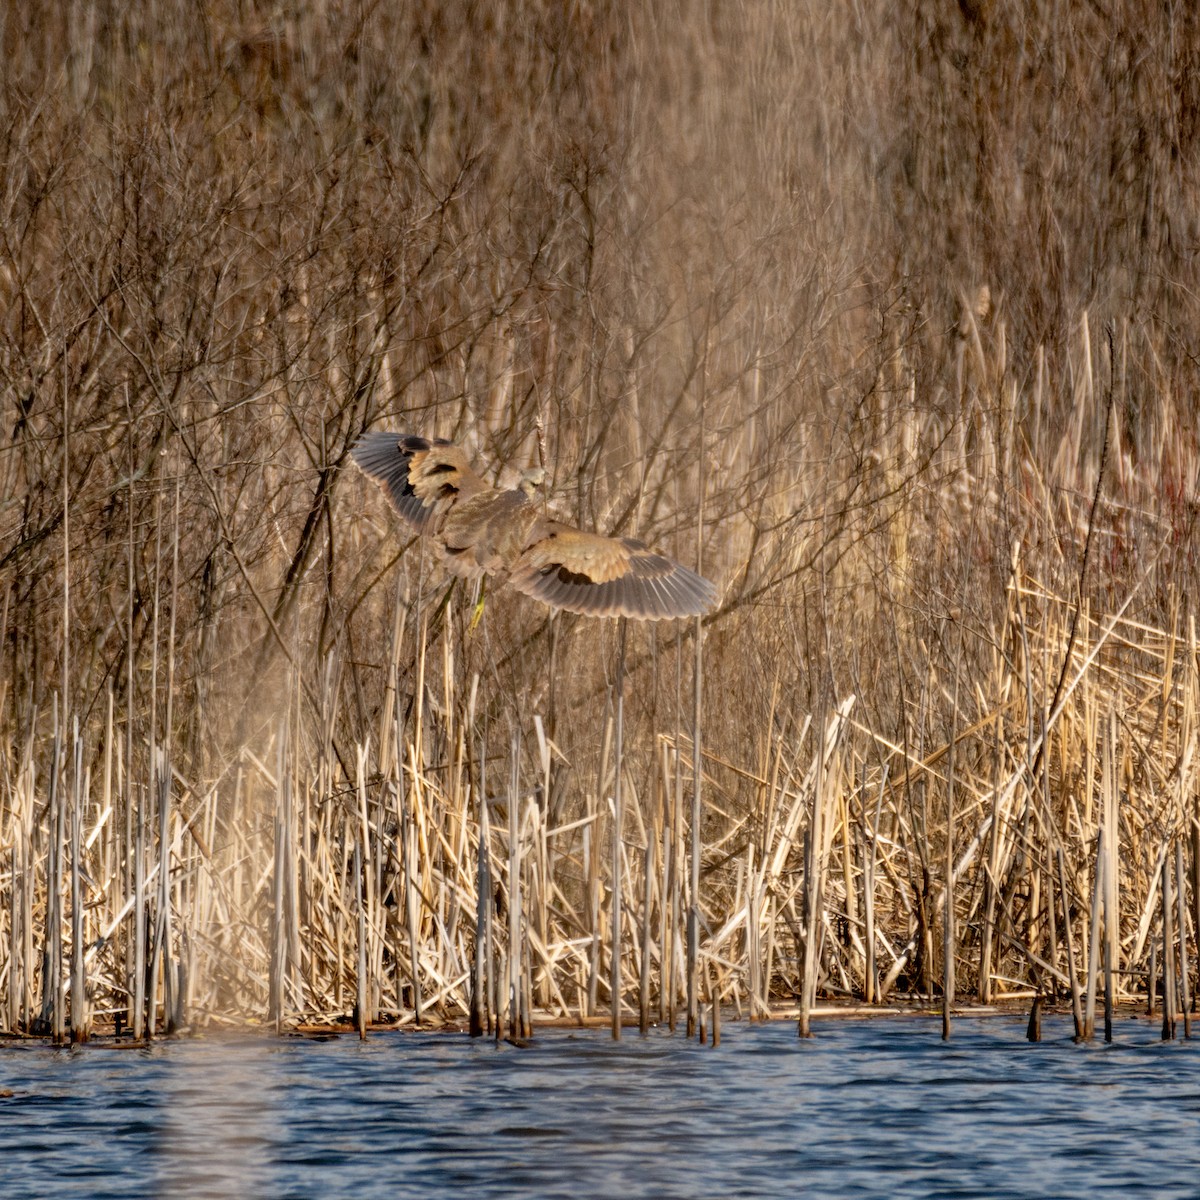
[2,2,1200,1042]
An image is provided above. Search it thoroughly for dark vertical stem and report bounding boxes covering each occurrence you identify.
[1102,931,1113,1044]
[1162,849,1177,1041]
[1026,993,1041,1042]
[710,967,721,1048]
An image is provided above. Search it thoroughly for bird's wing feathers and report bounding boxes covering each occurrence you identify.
[510,521,717,619]
[351,432,717,619]
[350,432,487,533]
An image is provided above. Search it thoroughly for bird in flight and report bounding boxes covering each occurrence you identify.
[351,432,717,619]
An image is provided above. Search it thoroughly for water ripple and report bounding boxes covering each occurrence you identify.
[2,1015,1199,1198]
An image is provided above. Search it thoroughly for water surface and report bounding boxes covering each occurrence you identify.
[3,1014,1198,1198]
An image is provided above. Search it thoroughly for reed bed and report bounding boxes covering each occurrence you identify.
[3,569,1198,1041]
[3,2,1200,1042]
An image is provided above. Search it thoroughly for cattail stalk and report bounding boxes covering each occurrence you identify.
[1162,849,1177,1040]
[69,725,88,1042]
[611,619,627,1040]
[1176,841,1191,1039]
[509,730,523,1040]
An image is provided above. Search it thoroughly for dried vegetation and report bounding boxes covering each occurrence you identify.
[2,1,1200,1040]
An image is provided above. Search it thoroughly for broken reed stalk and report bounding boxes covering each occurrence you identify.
[509,729,523,1041]
[1102,922,1113,1045]
[403,610,426,1026]
[355,741,371,1038]
[710,965,721,1047]
[400,754,423,1026]
[611,619,626,1041]
[666,722,681,1031]
[687,612,702,1038]
[162,476,182,1034]
[1103,714,1118,1044]
[1083,827,1104,1041]
[470,731,490,1038]
[270,733,288,1033]
[41,706,64,1043]
[862,770,885,1006]
[943,742,955,1043]
[1176,841,1191,1039]
[533,714,552,1014]
[585,785,601,1017]
[639,817,654,1037]
[941,527,974,1041]
[7,744,22,1033]
[123,390,136,1038]
[799,707,829,1039]
[144,472,165,1040]
[486,766,499,1038]
[354,830,367,1040]
[1193,817,1200,1029]
[69,723,88,1043]
[1057,847,1085,1039]
[153,752,175,1035]
[395,635,424,1026]
[59,380,72,1046]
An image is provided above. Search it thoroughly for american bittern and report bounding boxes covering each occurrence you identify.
[351,432,717,619]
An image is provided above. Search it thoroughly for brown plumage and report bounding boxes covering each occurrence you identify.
[350,432,717,619]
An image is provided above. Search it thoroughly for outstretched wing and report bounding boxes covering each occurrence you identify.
[509,521,717,619]
[350,432,487,533]
[351,432,718,619]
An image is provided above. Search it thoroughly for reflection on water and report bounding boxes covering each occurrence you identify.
[3,1015,1200,1199]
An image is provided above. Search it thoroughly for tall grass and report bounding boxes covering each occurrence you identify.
[1,1,1199,1038]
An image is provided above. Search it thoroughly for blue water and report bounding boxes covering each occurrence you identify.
[2,1014,1199,1199]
